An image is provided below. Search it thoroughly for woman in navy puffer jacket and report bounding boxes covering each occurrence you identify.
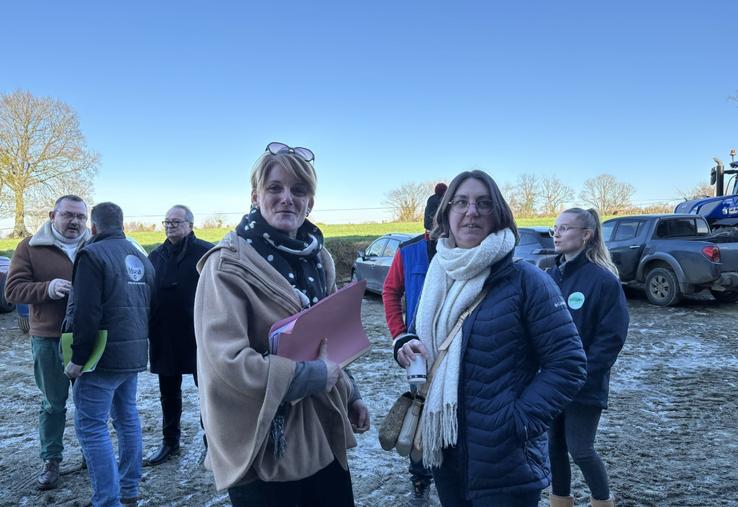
[394,170,587,506]
[547,208,629,507]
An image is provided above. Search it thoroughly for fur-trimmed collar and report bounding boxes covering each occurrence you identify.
[28,220,91,248]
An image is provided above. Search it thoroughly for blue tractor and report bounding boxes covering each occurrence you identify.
[675,149,738,230]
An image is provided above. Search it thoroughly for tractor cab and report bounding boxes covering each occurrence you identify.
[675,150,738,229]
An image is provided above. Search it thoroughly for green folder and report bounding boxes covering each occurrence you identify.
[61,330,108,372]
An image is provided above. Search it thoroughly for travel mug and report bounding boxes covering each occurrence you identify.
[406,355,427,385]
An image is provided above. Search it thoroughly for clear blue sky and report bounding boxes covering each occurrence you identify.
[2,1,737,225]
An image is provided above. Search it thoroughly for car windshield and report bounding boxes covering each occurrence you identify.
[538,233,554,249]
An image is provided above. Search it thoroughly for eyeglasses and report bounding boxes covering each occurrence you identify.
[57,211,87,221]
[548,225,587,237]
[448,199,494,215]
[162,220,189,227]
[266,142,315,163]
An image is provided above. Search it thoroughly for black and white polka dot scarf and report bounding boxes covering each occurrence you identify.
[236,208,327,307]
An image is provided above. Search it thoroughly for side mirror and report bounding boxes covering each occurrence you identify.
[357,249,366,260]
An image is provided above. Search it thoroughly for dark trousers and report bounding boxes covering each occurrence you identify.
[158,372,199,445]
[31,336,70,461]
[548,404,610,501]
[409,457,433,482]
[432,447,541,507]
[227,459,355,507]
[408,384,433,483]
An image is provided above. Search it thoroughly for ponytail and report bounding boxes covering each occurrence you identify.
[562,207,619,277]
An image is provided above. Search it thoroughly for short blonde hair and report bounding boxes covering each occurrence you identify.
[250,152,317,197]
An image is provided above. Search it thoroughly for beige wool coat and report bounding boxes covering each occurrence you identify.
[194,232,357,491]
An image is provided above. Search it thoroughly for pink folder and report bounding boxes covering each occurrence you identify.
[268,280,371,367]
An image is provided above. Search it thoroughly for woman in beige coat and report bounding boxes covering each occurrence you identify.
[194,142,370,506]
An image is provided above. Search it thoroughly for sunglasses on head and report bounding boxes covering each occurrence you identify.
[266,142,315,163]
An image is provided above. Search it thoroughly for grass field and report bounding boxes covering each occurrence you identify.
[1,215,607,268]
[0,216,609,281]
[0,217,565,254]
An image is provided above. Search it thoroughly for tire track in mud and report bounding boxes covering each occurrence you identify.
[603,295,738,506]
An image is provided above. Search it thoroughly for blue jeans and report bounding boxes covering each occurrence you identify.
[432,446,541,507]
[31,336,70,461]
[73,371,142,507]
[548,404,610,501]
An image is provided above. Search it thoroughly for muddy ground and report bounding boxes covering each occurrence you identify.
[1,290,737,507]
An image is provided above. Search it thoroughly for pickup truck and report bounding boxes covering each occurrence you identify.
[603,214,738,306]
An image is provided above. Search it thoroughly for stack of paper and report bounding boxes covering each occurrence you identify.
[268,280,370,367]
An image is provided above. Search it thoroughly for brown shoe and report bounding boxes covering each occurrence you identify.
[37,459,60,490]
[591,496,615,507]
[549,493,574,507]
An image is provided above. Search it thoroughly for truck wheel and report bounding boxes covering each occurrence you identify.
[645,267,682,306]
[710,290,738,304]
[17,314,30,334]
[0,287,14,313]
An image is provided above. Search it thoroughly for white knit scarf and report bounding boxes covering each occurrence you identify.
[50,224,87,262]
[415,228,516,467]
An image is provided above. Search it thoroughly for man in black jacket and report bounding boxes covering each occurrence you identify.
[423,183,447,233]
[65,202,155,507]
[144,205,213,466]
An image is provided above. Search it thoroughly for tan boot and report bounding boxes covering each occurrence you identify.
[591,496,615,507]
[549,493,574,507]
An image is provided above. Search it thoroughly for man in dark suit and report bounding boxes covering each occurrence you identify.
[144,205,213,466]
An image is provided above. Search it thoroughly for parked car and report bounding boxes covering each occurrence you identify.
[0,256,15,313]
[603,214,738,306]
[0,255,26,332]
[352,233,414,294]
[16,303,29,333]
[514,227,557,269]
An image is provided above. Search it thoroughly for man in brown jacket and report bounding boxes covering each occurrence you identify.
[5,195,90,490]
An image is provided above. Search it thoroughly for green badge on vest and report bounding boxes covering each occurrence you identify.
[567,292,585,310]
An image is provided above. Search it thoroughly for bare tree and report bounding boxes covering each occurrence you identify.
[513,174,540,217]
[383,181,435,222]
[678,181,714,200]
[202,214,232,229]
[541,176,574,216]
[500,182,520,215]
[0,90,99,237]
[579,174,635,215]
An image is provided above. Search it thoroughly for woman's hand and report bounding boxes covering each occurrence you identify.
[349,399,370,433]
[318,338,340,392]
[396,339,430,368]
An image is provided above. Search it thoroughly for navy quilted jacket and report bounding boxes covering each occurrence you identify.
[548,253,628,408]
[458,254,587,499]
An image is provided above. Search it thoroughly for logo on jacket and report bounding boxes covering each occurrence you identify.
[125,255,145,282]
[567,292,585,310]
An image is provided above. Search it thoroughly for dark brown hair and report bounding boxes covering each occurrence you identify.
[91,202,123,233]
[54,194,85,210]
[431,170,519,243]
